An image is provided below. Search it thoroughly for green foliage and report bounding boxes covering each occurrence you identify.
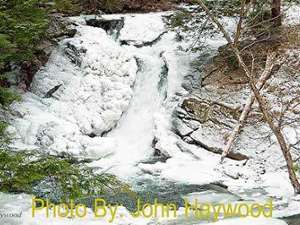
[169,10,194,31]
[0,0,49,64]
[0,87,21,107]
[101,0,122,13]
[0,0,48,108]
[293,164,300,173]
[54,0,80,14]
[198,0,242,17]
[0,121,7,134]
[0,149,129,202]
[0,34,16,69]
[0,121,10,147]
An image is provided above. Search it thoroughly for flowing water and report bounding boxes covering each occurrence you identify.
[0,10,297,225]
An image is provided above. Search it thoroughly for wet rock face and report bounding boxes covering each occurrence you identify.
[282,214,300,225]
[181,74,201,91]
[17,15,77,90]
[121,31,168,48]
[43,84,63,99]
[158,53,169,100]
[172,117,194,137]
[85,17,124,38]
[64,42,87,67]
[47,14,77,41]
[177,97,242,136]
[142,137,171,164]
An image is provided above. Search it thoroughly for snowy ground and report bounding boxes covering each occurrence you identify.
[1,6,300,225]
[285,5,300,25]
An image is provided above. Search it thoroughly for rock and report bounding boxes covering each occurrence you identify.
[47,14,77,40]
[183,136,194,143]
[175,106,188,118]
[182,74,200,91]
[224,170,241,180]
[35,122,56,148]
[173,96,249,161]
[190,125,225,150]
[121,31,168,48]
[20,58,48,89]
[143,137,171,164]
[85,17,124,38]
[176,142,200,160]
[282,214,300,225]
[119,13,167,47]
[43,84,63,98]
[13,15,77,90]
[172,118,194,137]
[185,119,201,130]
[189,131,249,161]
[157,53,169,100]
[182,98,240,125]
[64,42,87,66]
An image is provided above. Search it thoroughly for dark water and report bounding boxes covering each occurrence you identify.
[80,177,240,212]
[282,214,300,225]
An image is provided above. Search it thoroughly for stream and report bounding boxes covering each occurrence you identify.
[1,9,299,225]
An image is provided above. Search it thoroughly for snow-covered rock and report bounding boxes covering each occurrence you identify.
[119,13,168,46]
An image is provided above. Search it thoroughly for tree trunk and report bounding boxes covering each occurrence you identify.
[233,46,300,194]
[234,0,246,45]
[272,0,282,26]
[196,0,300,194]
[220,53,276,163]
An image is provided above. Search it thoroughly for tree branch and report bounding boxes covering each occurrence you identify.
[196,0,300,193]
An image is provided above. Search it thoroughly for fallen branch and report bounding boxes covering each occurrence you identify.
[220,52,276,163]
[190,138,249,161]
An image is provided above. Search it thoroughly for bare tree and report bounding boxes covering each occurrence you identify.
[272,0,282,26]
[234,0,248,45]
[220,52,277,163]
[196,0,300,193]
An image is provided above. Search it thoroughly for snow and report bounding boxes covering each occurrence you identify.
[9,25,137,157]
[3,5,300,225]
[85,13,211,180]
[261,172,294,198]
[285,5,300,25]
[206,218,287,225]
[118,13,169,45]
[157,152,223,185]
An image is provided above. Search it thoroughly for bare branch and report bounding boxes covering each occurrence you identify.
[220,52,276,163]
[196,0,300,193]
[234,0,248,45]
